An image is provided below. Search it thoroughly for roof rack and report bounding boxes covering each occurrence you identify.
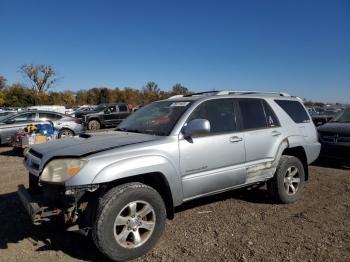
[216,90,290,97]
[167,90,290,100]
[167,91,219,99]
[184,91,219,97]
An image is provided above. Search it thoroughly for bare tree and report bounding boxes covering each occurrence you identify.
[19,64,58,94]
[0,75,7,90]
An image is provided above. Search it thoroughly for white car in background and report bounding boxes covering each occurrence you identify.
[27,105,66,114]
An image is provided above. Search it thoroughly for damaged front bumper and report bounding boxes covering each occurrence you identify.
[17,175,99,233]
[17,185,62,225]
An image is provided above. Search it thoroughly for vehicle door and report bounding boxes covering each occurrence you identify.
[0,112,37,143]
[236,98,282,164]
[38,112,63,129]
[104,105,118,125]
[179,98,247,199]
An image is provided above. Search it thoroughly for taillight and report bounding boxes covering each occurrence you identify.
[315,125,320,142]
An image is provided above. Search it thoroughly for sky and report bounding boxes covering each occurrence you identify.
[0,0,349,103]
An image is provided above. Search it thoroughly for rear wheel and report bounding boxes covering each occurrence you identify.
[267,155,305,204]
[88,120,101,130]
[92,183,166,261]
[58,129,74,138]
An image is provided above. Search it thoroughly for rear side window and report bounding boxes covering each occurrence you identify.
[275,100,310,123]
[238,99,267,130]
[189,99,237,134]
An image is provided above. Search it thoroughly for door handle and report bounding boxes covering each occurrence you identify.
[271,130,281,136]
[230,136,243,143]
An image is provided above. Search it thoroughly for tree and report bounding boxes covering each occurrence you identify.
[0,90,5,105]
[4,84,35,107]
[0,75,6,90]
[62,91,75,107]
[142,81,160,103]
[171,83,189,95]
[19,64,58,94]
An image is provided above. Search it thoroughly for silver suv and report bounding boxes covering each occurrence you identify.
[18,91,320,261]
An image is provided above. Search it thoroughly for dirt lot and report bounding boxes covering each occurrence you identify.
[0,145,349,262]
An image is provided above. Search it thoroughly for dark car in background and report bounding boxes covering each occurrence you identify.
[0,111,85,144]
[310,108,342,127]
[76,103,132,130]
[318,108,350,163]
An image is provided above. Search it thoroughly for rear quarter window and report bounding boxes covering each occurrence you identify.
[275,100,310,123]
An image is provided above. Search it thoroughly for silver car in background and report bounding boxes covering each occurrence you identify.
[0,110,85,144]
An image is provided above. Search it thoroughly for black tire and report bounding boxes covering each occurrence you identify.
[88,120,101,130]
[92,182,166,261]
[58,129,74,138]
[267,155,305,204]
[13,147,23,156]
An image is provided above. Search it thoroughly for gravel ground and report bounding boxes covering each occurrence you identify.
[0,145,349,261]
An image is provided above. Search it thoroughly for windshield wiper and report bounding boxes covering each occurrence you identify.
[115,128,142,133]
[143,130,167,136]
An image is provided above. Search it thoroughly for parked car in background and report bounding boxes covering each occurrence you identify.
[318,108,350,163]
[76,103,132,130]
[0,111,85,144]
[69,105,96,117]
[27,105,66,114]
[311,109,342,127]
[19,91,320,261]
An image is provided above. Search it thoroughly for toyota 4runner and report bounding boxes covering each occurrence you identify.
[18,91,320,261]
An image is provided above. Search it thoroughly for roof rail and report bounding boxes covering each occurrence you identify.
[168,91,219,99]
[216,90,290,97]
[167,95,184,99]
[183,91,219,97]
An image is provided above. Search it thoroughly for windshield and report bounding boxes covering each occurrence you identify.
[117,100,192,136]
[0,112,16,122]
[94,104,108,112]
[330,108,350,123]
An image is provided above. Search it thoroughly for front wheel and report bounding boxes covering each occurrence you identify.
[92,183,166,261]
[267,155,305,204]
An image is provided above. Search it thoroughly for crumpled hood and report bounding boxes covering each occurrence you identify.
[30,131,161,163]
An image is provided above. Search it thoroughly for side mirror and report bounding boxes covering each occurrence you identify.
[182,119,210,138]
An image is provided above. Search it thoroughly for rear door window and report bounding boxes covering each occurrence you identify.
[118,105,128,112]
[262,100,280,127]
[275,100,310,123]
[238,99,267,130]
[39,112,62,121]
